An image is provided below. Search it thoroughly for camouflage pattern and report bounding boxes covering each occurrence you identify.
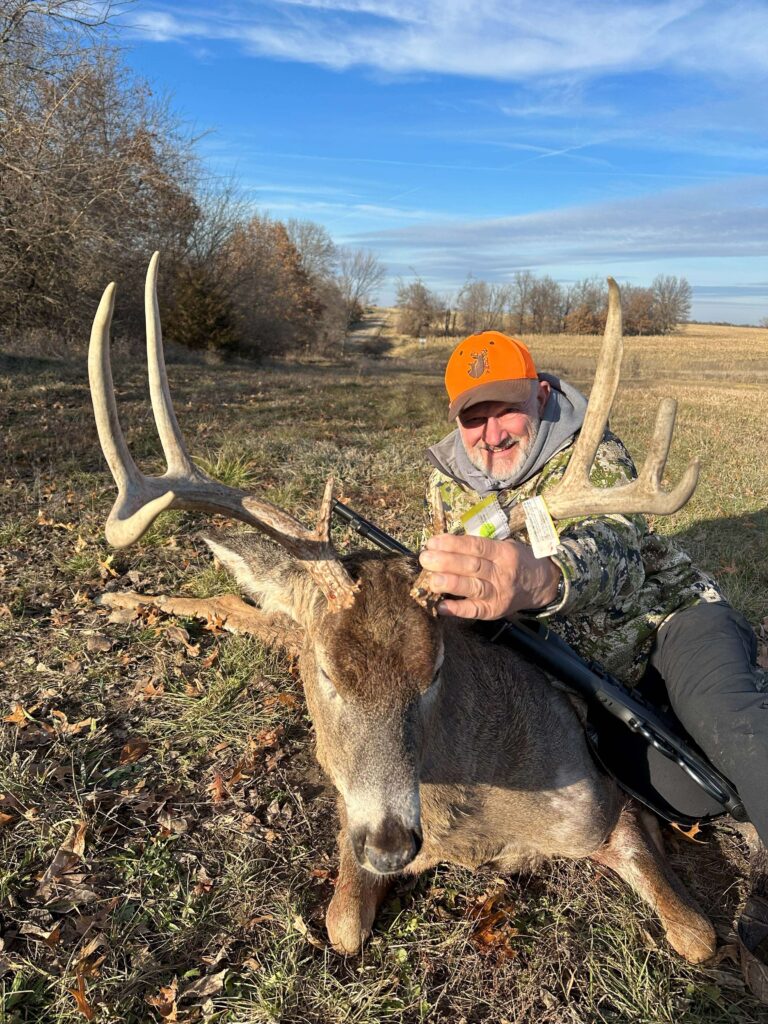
[425,430,725,685]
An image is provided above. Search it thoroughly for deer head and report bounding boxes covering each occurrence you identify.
[201,536,443,873]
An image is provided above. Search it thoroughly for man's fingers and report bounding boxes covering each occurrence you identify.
[436,598,482,619]
[419,549,486,577]
[424,533,499,559]
[424,572,491,601]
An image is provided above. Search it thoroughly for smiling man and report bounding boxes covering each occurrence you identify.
[418,328,768,997]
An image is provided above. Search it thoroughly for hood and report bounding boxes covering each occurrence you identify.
[426,373,587,497]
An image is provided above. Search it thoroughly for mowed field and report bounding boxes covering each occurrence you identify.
[0,319,767,1023]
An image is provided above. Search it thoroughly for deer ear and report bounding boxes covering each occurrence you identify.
[201,532,319,624]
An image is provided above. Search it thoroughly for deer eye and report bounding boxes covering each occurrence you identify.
[318,667,342,702]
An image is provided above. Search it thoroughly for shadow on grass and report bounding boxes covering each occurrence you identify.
[673,508,768,625]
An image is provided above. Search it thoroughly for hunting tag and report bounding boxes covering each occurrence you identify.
[522,496,559,558]
[459,495,511,541]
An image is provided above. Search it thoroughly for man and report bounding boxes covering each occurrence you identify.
[417,329,768,995]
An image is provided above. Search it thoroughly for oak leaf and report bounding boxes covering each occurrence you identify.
[68,972,95,1021]
[208,774,227,804]
[119,738,150,764]
[146,977,178,1020]
[4,703,32,728]
[671,821,706,843]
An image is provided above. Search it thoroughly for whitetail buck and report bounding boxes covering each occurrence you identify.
[89,254,716,961]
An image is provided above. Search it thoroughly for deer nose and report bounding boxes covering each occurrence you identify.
[351,822,423,874]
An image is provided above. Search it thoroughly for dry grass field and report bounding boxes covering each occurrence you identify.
[1,318,767,1023]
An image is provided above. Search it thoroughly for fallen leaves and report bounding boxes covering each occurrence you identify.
[207,774,228,805]
[37,511,75,532]
[98,554,119,579]
[147,978,179,1020]
[670,820,707,843]
[85,633,113,654]
[469,888,521,959]
[38,820,87,889]
[50,710,97,736]
[4,702,33,728]
[68,970,96,1020]
[146,969,228,1020]
[119,737,151,764]
[292,913,325,949]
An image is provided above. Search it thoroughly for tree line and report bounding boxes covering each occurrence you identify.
[396,271,693,338]
[0,1,385,356]
[2,3,697,358]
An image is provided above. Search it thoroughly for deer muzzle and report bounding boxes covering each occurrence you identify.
[351,818,423,875]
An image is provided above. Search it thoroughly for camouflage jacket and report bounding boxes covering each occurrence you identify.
[425,431,724,685]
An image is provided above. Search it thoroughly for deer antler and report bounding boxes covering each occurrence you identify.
[410,485,446,613]
[412,277,700,611]
[506,278,699,531]
[89,252,359,612]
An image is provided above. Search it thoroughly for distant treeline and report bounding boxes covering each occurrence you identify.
[395,272,693,339]
[0,2,384,356]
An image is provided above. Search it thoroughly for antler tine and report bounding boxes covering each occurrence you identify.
[145,252,200,479]
[410,484,448,613]
[89,279,178,545]
[558,276,623,487]
[635,398,700,512]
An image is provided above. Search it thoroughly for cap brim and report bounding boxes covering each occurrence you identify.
[448,378,536,420]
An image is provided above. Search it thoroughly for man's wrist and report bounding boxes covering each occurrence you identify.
[535,560,565,614]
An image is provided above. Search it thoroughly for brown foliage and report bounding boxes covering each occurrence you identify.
[222,215,326,355]
[0,6,200,342]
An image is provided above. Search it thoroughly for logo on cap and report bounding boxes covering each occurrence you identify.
[468,350,489,379]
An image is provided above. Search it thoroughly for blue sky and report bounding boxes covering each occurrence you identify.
[122,1,768,323]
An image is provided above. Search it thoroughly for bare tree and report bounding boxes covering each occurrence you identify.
[621,286,657,335]
[651,274,692,333]
[456,277,511,334]
[564,277,606,334]
[286,219,338,283]
[509,270,536,333]
[527,275,565,333]
[394,277,442,337]
[0,1,123,69]
[221,214,325,356]
[337,247,386,326]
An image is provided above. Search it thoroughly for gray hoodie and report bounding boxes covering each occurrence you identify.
[426,373,588,498]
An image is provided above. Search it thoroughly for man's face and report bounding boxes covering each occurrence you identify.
[456,381,550,480]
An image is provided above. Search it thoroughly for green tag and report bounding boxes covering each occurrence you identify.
[459,495,511,540]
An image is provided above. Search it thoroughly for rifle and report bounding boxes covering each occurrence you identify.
[332,499,747,826]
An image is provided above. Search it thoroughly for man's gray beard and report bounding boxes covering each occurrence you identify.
[464,416,541,482]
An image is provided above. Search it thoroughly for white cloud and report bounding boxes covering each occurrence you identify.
[352,176,768,277]
[129,1,768,80]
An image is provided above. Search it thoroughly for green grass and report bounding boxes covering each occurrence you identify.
[1,322,767,1022]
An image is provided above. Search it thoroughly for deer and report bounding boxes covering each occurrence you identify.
[88,253,716,963]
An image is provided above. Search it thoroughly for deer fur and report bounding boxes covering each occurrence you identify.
[203,530,716,963]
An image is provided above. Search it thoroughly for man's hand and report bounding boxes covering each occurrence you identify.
[418,533,562,620]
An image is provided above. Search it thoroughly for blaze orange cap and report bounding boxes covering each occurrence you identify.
[445,330,538,420]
